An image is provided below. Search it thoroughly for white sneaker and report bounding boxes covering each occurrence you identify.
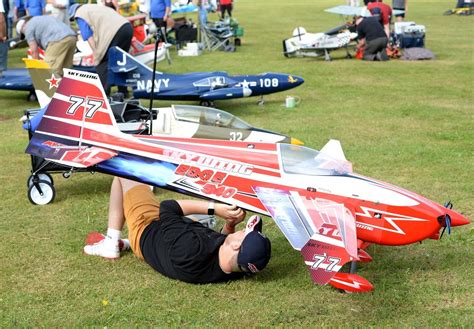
[85,231,130,252]
[84,237,120,260]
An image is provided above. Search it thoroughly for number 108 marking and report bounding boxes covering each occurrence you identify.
[259,78,279,88]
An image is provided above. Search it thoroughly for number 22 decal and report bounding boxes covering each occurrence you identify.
[67,96,103,119]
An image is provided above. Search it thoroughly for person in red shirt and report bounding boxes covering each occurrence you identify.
[219,0,233,19]
[367,0,392,38]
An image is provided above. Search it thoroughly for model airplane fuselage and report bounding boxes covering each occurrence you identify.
[108,47,304,104]
[26,70,470,292]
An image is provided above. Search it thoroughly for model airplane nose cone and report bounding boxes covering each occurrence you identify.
[446,208,470,227]
[286,74,304,87]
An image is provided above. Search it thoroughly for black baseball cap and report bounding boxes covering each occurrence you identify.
[237,215,271,274]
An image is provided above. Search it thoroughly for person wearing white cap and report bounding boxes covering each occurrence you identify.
[16,15,76,76]
[83,177,272,284]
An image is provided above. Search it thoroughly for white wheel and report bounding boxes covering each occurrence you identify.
[28,180,56,205]
[27,173,53,187]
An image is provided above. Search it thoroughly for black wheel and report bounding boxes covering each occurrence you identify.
[199,100,215,108]
[27,91,37,102]
[234,38,241,46]
[28,180,56,205]
[27,173,54,188]
[63,171,72,179]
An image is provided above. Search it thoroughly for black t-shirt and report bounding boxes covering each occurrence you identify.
[357,17,387,42]
[140,200,245,284]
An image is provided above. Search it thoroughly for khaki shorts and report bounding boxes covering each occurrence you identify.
[123,185,160,260]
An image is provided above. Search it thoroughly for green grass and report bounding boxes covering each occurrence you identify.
[1,0,473,327]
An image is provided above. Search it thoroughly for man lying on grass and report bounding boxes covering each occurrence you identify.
[84,177,272,284]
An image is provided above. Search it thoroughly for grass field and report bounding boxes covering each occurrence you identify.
[0,0,473,327]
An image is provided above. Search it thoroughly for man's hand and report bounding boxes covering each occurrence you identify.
[216,204,246,234]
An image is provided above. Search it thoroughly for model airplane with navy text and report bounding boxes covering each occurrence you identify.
[26,70,470,292]
[107,47,304,106]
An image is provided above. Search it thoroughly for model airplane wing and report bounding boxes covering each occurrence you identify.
[254,187,358,285]
[0,68,33,91]
[325,5,404,17]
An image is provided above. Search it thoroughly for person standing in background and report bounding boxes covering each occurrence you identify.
[7,0,13,38]
[14,0,26,24]
[150,0,170,41]
[0,0,7,78]
[25,0,45,16]
[51,0,69,25]
[219,0,232,19]
[392,0,407,22]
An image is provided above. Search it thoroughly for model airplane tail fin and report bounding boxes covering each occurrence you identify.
[23,58,58,108]
[108,46,157,87]
[26,69,120,167]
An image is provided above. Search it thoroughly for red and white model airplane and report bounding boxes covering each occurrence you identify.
[26,70,470,292]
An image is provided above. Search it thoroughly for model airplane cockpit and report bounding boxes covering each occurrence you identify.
[280,143,352,176]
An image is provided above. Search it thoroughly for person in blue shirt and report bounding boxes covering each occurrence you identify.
[14,0,26,22]
[25,0,45,16]
[150,0,170,41]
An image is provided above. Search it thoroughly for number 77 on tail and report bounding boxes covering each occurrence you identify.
[27,70,470,292]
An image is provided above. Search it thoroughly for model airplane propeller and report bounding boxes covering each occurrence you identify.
[26,70,470,292]
[107,47,304,106]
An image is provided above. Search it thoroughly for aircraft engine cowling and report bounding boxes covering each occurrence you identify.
[201,87,252,100]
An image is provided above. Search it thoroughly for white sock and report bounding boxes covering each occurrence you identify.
[106,228,121,242]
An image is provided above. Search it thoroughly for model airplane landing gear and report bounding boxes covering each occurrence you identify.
[27,91,37,102]
[324,49,332,61]
[27,172,53,188]
[328,247,374,293]
[199,100,215,107]
[28,178,56,205]
[257,96,265,106]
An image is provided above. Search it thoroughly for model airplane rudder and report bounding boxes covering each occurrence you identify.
[26,69,121,163]
[108,46,154,88]
[23,58,59,108]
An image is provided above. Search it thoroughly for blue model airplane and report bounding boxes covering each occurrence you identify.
[108,47,304,106]
[0,69,36,101]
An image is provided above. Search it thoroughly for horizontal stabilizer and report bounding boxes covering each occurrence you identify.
[40,142,117,168]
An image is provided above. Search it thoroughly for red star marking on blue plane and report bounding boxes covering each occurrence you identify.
[46,74,61,90]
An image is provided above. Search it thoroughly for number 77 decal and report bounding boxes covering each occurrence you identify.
[67,96,103,119]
